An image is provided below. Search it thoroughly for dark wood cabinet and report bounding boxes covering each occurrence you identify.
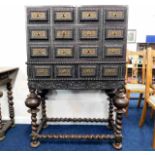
[26,5,128,149]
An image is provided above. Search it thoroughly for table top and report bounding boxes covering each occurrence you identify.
[0,67,18,74]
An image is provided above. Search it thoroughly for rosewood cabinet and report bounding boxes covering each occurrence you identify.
[25,5,128,149]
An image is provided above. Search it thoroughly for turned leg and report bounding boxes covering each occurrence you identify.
[0,91,3,130]
[139,100,148,127]
[125,90,130,116]
[105,89,115,129]
[25,88,40,147]
[7,80,15,127]
[0,91,5,140]
[113,87,128,150]
[37,90,48,128]
[137,93,143,108]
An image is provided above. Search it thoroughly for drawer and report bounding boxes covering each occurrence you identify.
[30,45,50,58]
[79,8,99,22]
[79,65,97,77]
[54,45,74,58]
[54,28,74,40]
[104,45,124,57]
[53,8,74,22]
[102,66,120,77]
[28,8,49,23]
[55,65,74,77]
[29,28,49,41]
[79,27,99,40]
[105,10,125,21]
[79,45,98,58]
[105,28,124,39]
[34,66,51,77]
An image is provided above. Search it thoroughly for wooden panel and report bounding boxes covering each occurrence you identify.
[29,30,49,40]
[102,66,119,77]
[54,11,74,22]
[80,46,98,58]
[80,10,99,21]
[80,28,99,40]
[55,47,74,58]
[54,29,74,40]
[80,66,96,77]
[35,66,51,77]
[105,29,124,39]
[30,46,49,57]
[55,66,73,77]
[106,10,125,21]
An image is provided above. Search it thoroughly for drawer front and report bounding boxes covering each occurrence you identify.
[102,66,119,77]
[106,10,125,21]
[30,45,50,58]
[29,11,48,22]
[29,29,49,40]
[104,45,123,57]
[105,29,124,39]
[79,65,97,77]
[79,9,99,21]
[79,28,99,40]
[54,46,74,58]
[54,28,74,40]
[54,11,74,22]
[34,66,51,77]
[79,46,98,58]
[55,65,74,77]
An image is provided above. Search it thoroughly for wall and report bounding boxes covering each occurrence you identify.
[0,0,155,124]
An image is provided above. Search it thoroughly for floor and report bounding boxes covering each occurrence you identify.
[0,99,154,151]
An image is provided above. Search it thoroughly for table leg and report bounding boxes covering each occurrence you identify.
[37,90,48,128]
[7,80,15,127]
[0,91,5,140]
[105,89,115,129]
[113,87,128,150]
[25,88,41,147]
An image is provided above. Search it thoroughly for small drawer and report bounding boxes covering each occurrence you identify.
[79,28,99,40]
[54,10,74,22]
[79,65,97,77]
[28,10,49,23]
[79,46,98,58]
[105,28,124,39]
[54,46,74,58]
[104,45,123,57]
[29,29,49,40]
[34,66,51,77]
[79,9,99,21]
[30,45,50,58]
[105,10,125,21]
[102,66,119,77]
[55,65,74,77]
[54,28,74,40]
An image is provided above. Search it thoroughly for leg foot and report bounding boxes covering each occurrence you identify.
[31,141,40,148]
[113,142,122,150]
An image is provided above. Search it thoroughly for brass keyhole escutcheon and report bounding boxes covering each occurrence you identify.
[88,13,91,17]
[62,14,65,18]
[87,50,90,53]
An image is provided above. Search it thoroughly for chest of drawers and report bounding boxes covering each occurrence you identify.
[26,5,128,90]
[25,5,128,149]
